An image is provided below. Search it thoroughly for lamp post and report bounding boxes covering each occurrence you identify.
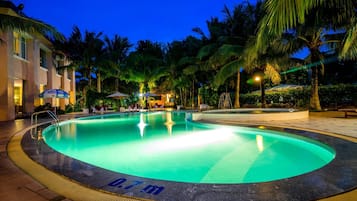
[254,75,266,108]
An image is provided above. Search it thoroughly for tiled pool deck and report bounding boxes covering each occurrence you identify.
[1,111,357,201]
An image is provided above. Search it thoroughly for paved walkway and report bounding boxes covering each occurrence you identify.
[0,111,356,201]
[218,111,357,139]
[0,119,70,201]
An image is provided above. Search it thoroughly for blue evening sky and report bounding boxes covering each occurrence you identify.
[12,0,249,44]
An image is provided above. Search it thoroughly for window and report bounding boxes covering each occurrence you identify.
[67,69,73,80]
[54,54,64,75]
[14,79,23,115]
[39,84,45,105]
[13,32,27,59]
[56,67,64,76]
[40,49,47,68]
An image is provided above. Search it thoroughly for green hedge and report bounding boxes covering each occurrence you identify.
[240,84,357,109]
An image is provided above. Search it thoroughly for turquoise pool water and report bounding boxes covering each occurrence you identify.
[42,111,335,184]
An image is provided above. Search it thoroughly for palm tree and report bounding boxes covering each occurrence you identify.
[202,1,264,108]
[162,36,205,107]
[124,40,168,108]
[191,17,234,108]
[0,1,64,40]
[256,0,356,110]
[256,0,356,59]
[210,45,244,107]
[274,26,345,110]
[103,34,132,92]
[244,38,290,108]
[55,26,104,107]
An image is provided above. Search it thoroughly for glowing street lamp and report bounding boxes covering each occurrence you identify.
[254,75,266,108]
[254,76,261,82]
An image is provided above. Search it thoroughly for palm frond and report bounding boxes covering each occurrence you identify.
[272,33,306,56]
[340,17,357,60]
[207,44,243,69]
[183,65,199,75]
[151,66,169,81]
[177,56,198,66]
[0,14,64,40]
[213,59,243,87]
[263,0,321,34]
[125,69,145,83]
[197,44,218,60]
[264,63,281,84]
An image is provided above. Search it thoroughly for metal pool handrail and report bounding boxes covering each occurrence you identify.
[31,110,59,127]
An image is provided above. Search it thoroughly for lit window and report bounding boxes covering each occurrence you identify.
[13,32,27,59]
[14,79,23,106]
[39,84,45,105]
[40,49,47,68]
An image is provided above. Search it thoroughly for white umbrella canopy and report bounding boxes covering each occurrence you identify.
[39,89,69,114]
[39,89,69,99]
[107,91,129,99]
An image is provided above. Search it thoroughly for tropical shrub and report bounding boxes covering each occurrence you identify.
[240,84,357,109]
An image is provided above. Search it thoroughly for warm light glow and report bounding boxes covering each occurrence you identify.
[256,135,264,152]
[166,94,171,102]
[56,128,61,140]
[14,80,23,106]
[55,97,60,107]
[164,112,175,135]
[145,128,234,153]
[138,113,147,137]
[254,76,261,82]
[258,125,265,129]
[39,84,45,105]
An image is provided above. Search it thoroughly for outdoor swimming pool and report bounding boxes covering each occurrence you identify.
[42,111,335,184]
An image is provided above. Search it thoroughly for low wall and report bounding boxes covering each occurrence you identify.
[191,108,309,122]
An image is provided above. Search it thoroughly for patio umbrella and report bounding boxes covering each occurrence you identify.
[107,91,129,110]
[39,89,70,99]
[39,89,69,114]
[107,91,129,99]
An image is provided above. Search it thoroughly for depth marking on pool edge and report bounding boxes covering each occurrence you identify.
[108,178,165,195]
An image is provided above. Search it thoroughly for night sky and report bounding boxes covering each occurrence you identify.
[12,0,246,44]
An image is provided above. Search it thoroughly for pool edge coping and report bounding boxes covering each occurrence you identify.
[7,125,150,201]
[7,115,357,201]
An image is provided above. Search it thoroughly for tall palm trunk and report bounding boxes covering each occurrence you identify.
[83,87,87,108]
[191,80,195,108]
[179,88,183,106]
[234,71,240,108]
[310,66,321,110]
[115,78,119,91]
[258,67,266,108]
[309,51,322,111]
[97,72,101,93]
[83,66,92,109]
[183,88,188,107]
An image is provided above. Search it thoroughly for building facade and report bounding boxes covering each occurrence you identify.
[0,3,75,121]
